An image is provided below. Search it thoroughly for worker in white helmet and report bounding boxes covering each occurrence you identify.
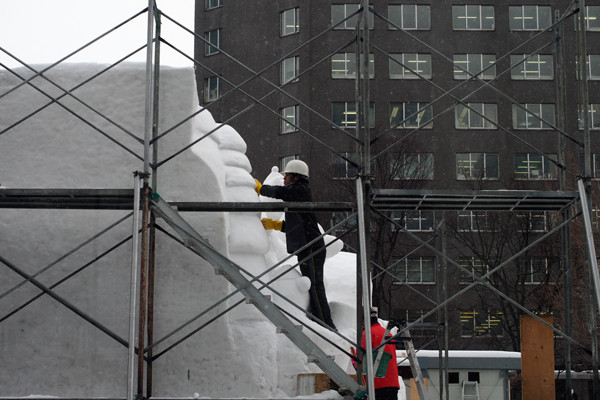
[255,160,336,330]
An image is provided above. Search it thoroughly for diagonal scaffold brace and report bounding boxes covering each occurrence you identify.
[149,193,363,396]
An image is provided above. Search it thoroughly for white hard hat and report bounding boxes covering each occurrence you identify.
[284,159,309,177]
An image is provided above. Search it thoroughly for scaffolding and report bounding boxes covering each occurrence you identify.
[1,0,600,399]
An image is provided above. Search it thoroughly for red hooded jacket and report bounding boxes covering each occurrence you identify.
[361,322,400,389]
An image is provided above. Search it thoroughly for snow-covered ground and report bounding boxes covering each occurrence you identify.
[0,63,410,399]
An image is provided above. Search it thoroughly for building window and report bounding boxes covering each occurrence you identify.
[280,154,299,172]
[458,211,495,232]
[455,103,498,129]
[453,54,496,80]
[205,0,222,10]
[332,152,358,179]
[516,212,548,232]
[389,53,432,79]
[512,103,555,129]
[332,53,374,79]
[524,257,559,284]
[281,56,299,84]
[456,153,499,180]
[332,102,374,128]
[514,153,558,180]
[280,8,299,36]
[280,105,299,134]
[458,257,489,284]
[510,54,554,80]
[203,76,221,102]
[586,55,600,80]
[580,153,600,178]
[391,153,434,180]
[509,6,552,31]
[580,104,600,130]
[448,372,460,384]
[460,310,503,336]
[392,257,436,284]
[452,5,494,31]
[331,211,357,235]
[332,4,374,30]
[468,372,481,383]
[391,210,435,231]
[388,5,431,30]
[205,29,221,56]
[585,6,600,31]
[390,102,433,129]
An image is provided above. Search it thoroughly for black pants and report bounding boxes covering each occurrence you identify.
[298,246,336,329]
[374,387,399,400]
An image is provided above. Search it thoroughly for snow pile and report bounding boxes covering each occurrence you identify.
[0,63,361,399]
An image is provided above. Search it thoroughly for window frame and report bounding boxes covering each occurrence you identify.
[280,8,300,36]
[332,102,375,128]
[452,5,495,31]
[331,53,375,79]
[455,103,498,129]
[458,211,496,232]
[585,6,600,31]
[453,53,497,80]
[203,76,221,102]
[510,54,554,80]
[332,4,374,30]
[460,310,503,337]
[390,102,433,129]
[388,4,431,30]
[389,53,432,79]
[580,104,600,130]
[512,103,556,130]
[204,28,222,56]
[391,256,436,284]
[458,257,489,284]
[391,210,435,232]
[514,153,558,180]
[280,105,299,134]
[509,5,552,31]
[390,152,434,180]
[280,56,299,84]
[456,153,499,180]
[332,152,358,179]
[205,0,222,10]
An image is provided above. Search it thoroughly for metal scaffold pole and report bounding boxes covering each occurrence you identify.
[127,173,142,400]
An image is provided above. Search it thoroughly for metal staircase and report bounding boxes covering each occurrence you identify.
[461,381,480,399]
[149,194,362,396]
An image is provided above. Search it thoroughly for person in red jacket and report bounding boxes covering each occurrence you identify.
[361,308,400,400]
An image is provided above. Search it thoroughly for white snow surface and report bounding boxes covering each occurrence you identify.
[0,63,373,399]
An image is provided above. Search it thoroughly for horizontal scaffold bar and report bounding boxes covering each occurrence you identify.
[371,188,579,212]
[0,189,354,212]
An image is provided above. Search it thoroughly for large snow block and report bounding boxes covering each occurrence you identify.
[0,64,239,397]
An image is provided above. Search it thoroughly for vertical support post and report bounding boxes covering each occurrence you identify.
[137,185,150,395]
[144,0,156,183]
[127,173,142,400]
[555,9,573,397]
[356,177,375,399]
[146,213,156,398]
[146,10,161,398]
[577,2,599,396]
[137,2,156,396]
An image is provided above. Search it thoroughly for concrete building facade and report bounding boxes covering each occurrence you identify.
[193,0,600,372]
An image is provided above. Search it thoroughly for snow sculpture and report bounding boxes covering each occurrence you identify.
[0,64,358,399]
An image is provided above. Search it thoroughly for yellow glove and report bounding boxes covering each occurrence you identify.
[254,179,262,195]
[261,218,283,231]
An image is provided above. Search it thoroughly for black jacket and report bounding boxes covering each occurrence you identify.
[259,180,324,254]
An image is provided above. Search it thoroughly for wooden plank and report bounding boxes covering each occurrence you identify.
[521,315,554,400]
